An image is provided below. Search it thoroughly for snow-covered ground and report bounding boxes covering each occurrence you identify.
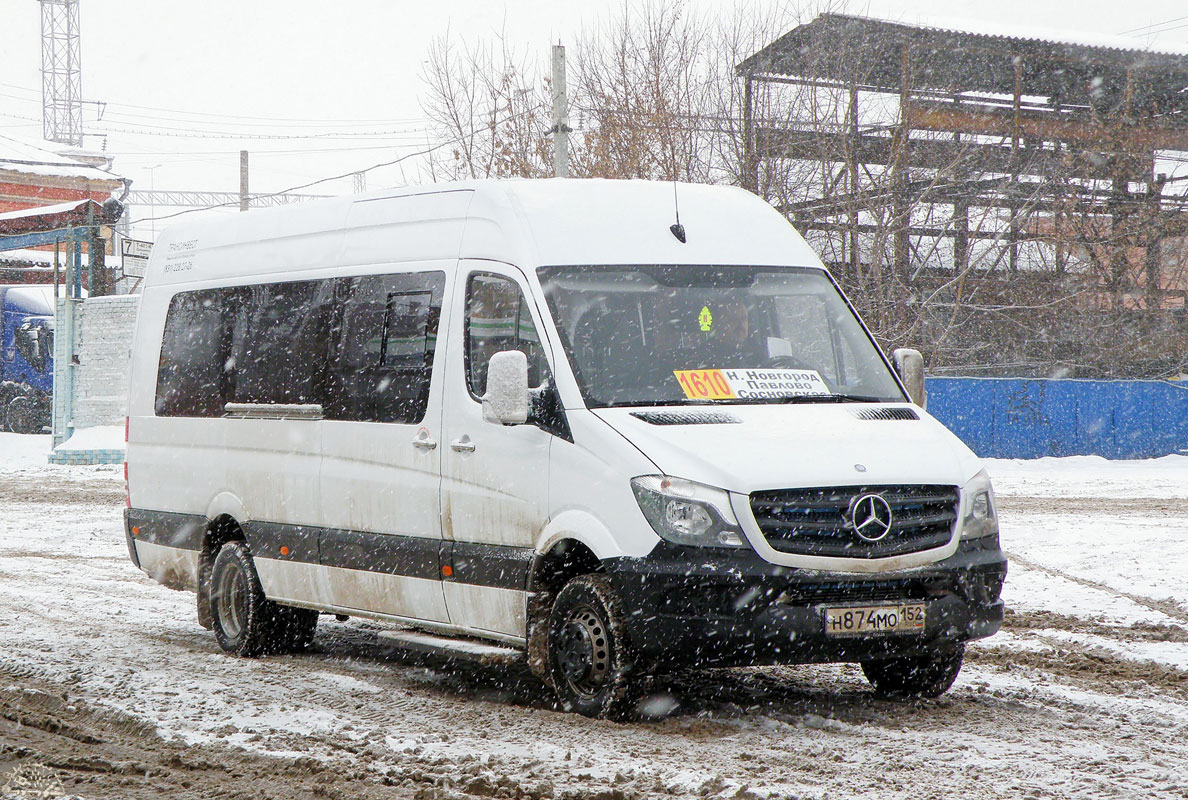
[1,433,1186,799]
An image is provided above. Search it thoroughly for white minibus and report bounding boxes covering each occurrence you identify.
[125,179,1005,717]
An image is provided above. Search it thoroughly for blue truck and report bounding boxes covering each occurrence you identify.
[0,284,55,434]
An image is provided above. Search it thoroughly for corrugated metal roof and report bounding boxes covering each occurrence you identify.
[737,13,1188,110]
[858,13,1188,58]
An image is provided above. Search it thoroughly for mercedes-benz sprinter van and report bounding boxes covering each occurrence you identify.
[124,179,1005,717]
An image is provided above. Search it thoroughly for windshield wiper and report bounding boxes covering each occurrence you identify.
[596,394,889,408]
[805,393,884,403]
[728,393,885,404]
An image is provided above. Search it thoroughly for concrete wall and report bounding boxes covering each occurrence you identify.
[70,294,139,430]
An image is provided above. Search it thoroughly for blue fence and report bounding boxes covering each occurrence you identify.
[926,377,1188,460]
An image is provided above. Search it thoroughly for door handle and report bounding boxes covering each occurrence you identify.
[412,430,437,450]
[450,436,476,453]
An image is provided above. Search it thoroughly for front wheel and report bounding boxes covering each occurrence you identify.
[547,574,642,719]
[861,644,965,698]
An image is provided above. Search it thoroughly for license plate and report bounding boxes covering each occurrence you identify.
[823,604,926,636]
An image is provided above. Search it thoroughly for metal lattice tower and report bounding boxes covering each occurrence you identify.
[40,0,83,146]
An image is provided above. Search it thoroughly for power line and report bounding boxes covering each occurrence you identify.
[97,107,432,130]
[91,122,432,141]
[131,141,450,225]
[0,80,431,126]
[107,142,430,157]
[1118,14,1188,35]
[0,108,434,142]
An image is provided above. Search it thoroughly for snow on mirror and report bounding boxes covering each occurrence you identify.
[482,349,530,424]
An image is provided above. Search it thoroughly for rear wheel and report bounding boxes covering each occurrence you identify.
[547,574,642,719]
[861,644,965,698]
[209,542,287,657]
[274,607,319,653]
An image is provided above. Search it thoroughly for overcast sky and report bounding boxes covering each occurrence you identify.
[2,0,1188,238]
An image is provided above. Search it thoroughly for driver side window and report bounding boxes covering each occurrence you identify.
[464,273,548,399]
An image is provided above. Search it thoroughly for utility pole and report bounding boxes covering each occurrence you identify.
[239,150,249,211]
[551,44,570,178]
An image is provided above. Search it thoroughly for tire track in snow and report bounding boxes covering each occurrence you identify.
[1004,548,1188,624]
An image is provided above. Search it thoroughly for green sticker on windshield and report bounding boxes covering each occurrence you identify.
[698,306,713,332]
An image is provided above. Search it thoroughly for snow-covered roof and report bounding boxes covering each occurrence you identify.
[0,198,123,236]
[862,12,1188,58]
[0,199,94,222]
[0,134,124,183]
[741,12,1188,95]
[0,249,55,268]
[147,178,824,288]
[0,285,56,315]
[739,13,1188,105]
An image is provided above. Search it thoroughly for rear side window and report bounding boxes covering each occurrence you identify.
[156,290,233,417]
[155,272,444,421]
[325,271,445,424]
[229,280,338,405]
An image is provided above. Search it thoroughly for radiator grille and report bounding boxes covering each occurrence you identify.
[749,484,959,558]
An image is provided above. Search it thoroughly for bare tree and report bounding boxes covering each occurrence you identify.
[570,0,712,182]
[419,2,1188,379]
[420,31,553,181]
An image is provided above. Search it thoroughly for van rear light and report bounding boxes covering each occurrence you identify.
[124,416,131,507]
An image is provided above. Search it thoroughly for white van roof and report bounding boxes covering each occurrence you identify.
[145,179,824,287]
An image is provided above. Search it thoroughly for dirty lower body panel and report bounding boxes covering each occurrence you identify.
[604,537,1006,668]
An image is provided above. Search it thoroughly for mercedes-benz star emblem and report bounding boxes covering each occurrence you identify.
[849,494,894,542]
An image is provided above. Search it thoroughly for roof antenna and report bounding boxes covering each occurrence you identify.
[669,180,686,243]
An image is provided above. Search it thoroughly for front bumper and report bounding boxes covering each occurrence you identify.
[603,536,1006,668]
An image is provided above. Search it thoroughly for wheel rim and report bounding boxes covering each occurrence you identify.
[557,603,611,699]
[215,560,247,640]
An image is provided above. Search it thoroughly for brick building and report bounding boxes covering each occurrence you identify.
[0,134,127,284]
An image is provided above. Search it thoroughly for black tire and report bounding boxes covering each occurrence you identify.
[861,644,965,699]
[0,382,18,430]
[208,541,287,657]
[547,574,643,719]
[6,395,40,435]
[274,607,319,654]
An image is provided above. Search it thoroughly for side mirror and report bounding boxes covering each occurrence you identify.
[482,350,530,425]
[892,348,927,408]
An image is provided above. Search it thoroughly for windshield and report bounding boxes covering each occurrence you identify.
[538,265,905,408]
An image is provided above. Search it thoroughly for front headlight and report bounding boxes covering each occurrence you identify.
[631,476,746,548]
[960,468,999,540]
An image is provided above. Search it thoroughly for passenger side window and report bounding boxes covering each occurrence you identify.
[325,271,445,424]
[465,274,547,399]
[156,289,234,417]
